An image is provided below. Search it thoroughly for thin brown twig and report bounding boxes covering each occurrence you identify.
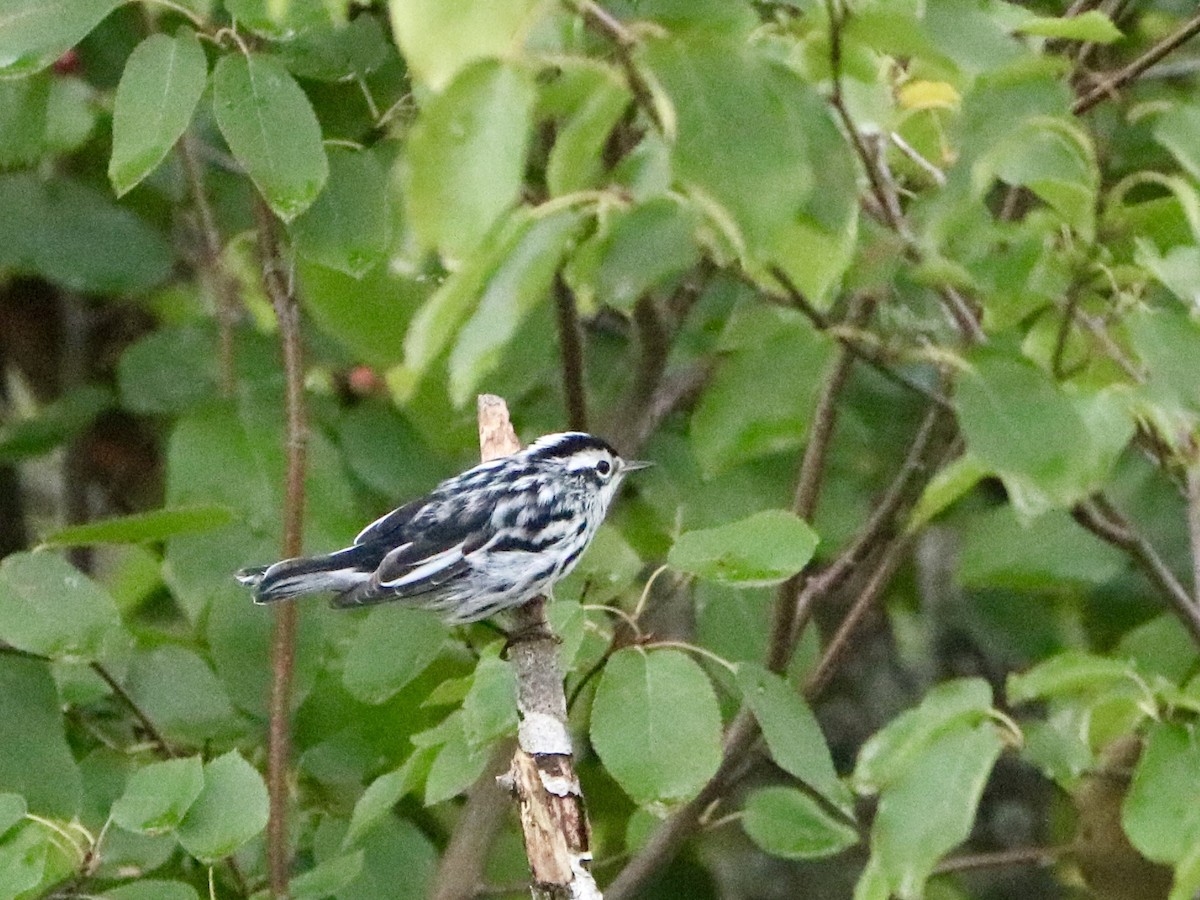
[179,134,238,396]
[1073,11,1200,114]
[553,275,589,432]
[765,297,871,673]
[931,844,1067,875]
[1072,496,1200,647]
[1187,465,1200,608]
[803,536,915,698]
[788,402,948,651]
[88,662,176,758]
[569,0,662,130]
[766,268,953,411]
[254,199,308,898]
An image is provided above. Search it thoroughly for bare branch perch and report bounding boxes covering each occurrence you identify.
[477,395,602,900]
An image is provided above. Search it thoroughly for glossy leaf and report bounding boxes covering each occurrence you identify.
[405,59,534,259]
[212,53,328,221]
[590,648,722,805]
[176,751,269,862]
[461,653,517,748]
[738,664,850,812]
[669,510,818,587]
[742,786,859,860]
[292,147,391,278]
[109,31,207,196]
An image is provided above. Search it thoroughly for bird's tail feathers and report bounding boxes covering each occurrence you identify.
[236,553,370,604]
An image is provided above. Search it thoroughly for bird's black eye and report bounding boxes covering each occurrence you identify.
[596,459,612,476]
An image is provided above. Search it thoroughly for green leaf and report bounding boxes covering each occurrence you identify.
[103,881,200,900]
[111,756,204,835]
[571,197,699,312]
[907,454,989,532]
[290,851,365,900]
[1155,105,1200,184]
[854,678,993,795]
[690,306,833,476]
[956,350,1128,510]
[402,210,532,377]
[405,59,535,259]
[461,653,517,748]
[0,552,125,660]
[1123,722,1200,865]
[1134,240,1200,308]
[738,664,850,813]
[590,648,722,805]
[298,260,427,368]
[447,208,582,405]
[0,793,25,838]
[343,750,435,848]
[0,657,82,817]
[973,117,1098,238]
[292,147,391,278]
[117,324,219,414]
[342,608,449,704]
[387,0,543,90]
[1007,652,1139,705]
[41,505,235,547]
[546,68,632,196]
[0,822,46,898]
[0,75,50,167]
[109,31,208,196]
[644,35,857,303]
[669,510,818,587]
[278,16,393,82]
[742,786,859,860]
[332,815,436,900]
[959,506,1124,590]
[0,384,110,464]
[176,751,269,862]
[871,723,1004,898]
[423,717,491,805]
[212,53,328,221]
[1015,11,1122,44]
[1129,310,1200,414]
[0,174,173,294]
[127,646,244,746]
[0,0,121,78]
[206,589,325,719]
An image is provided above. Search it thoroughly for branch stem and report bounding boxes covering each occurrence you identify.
[1073,12,1200,114]
[254,200,308,898]
[553,275,589,432]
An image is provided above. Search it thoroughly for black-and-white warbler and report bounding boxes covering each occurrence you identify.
[236,432,650,623]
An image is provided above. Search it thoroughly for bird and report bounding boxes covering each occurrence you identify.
[236,432,650,624]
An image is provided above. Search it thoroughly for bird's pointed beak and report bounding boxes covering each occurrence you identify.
[622,459,654,472]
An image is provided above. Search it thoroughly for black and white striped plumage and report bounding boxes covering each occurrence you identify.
[236,432,649,624]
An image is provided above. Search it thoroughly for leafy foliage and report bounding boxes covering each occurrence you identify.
[3,0,1200,898]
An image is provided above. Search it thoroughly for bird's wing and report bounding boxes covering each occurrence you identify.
[334,488,498,608]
